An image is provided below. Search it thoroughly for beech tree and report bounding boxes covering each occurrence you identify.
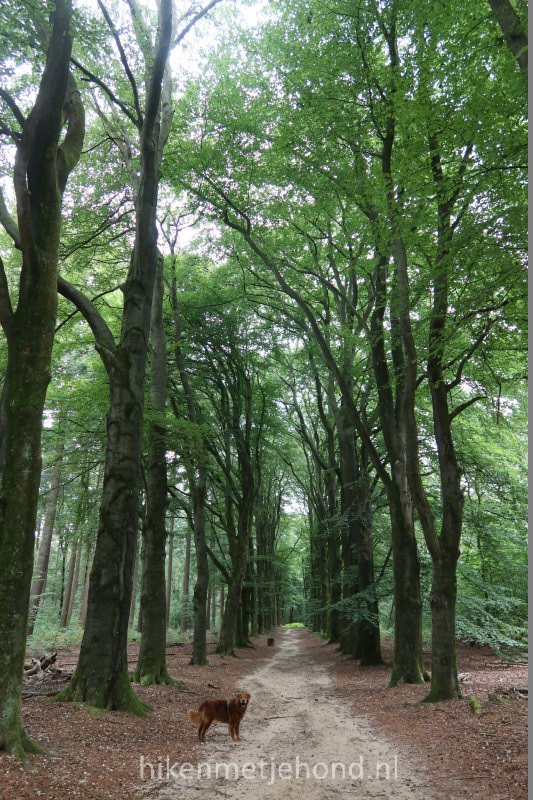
[0,0,84,755]
[57,0,174,709]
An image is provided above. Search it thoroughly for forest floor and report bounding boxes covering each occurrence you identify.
[0,628,527,800]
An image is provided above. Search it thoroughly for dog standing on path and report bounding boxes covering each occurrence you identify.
[187,691,251,743]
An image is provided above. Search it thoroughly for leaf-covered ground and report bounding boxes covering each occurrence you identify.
[0,631,526,799]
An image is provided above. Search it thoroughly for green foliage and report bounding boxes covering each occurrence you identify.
[468,696,483,716]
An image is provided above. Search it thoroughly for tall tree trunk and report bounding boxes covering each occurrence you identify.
[60,538,79,628]
[337,408,382,665]
[166,517,174,627]
[65,539,81,627]
[79,543,95,628]
[0,1,84,755]
[419,135,467,701]
[134,255,173,686]
[190,473,209,665]
[206,587,211,631]
[58,0,173,712]
[129,534,140,629]
[180,528,191,632]
[211,584,217,629]
[370,249,425,686]
[28,438,65,634]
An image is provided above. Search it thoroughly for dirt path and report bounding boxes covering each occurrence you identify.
[149,629,431,799]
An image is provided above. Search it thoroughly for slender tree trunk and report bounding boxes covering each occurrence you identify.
[60,539,79,628]
[134,255,173,685]
[219,587,224,622]
[206,587,211,631]
[66,540,81,627]
[180,528,191,632]
[28,439,65,634]
[129,535,140,629]
[166,517,174,627]
[190,473,209,665]
[79,543,95,628]
[370,249,425,686]
[420,135,466,701]
[211,585,217,629]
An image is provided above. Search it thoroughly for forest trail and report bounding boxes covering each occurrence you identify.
[151,629,430,800]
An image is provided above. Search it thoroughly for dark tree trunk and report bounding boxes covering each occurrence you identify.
[370,250,425,686]
[487,0,528,72]
[219,587,225,622]
[134,255,173,685]
[79,543,95,628]
[28,438,64,634]
[60,538,80,628]
[180,528,191,632]
[425,555,460,701]
[211,584,217,629]
[387,484,425,686]
[166,517,174,627]
[66,539,81,626]
[129,534,140,629]
[218,574,244,654]
[206,587,211,631]
[190,473,209,665]
[420,135,467,701]
[0,0,84,756]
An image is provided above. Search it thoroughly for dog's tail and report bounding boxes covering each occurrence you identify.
[187,709,201,726]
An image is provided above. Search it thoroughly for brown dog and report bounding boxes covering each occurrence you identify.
[187,691,251,743]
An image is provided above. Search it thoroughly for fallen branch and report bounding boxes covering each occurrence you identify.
[24,652,57,676]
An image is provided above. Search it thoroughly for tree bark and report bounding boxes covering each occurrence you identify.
[180,527,191,632]
[129,534,140,629]
[28,438,65,634]
[79,543,95,628]
[66,539,81,627]
[0,0,84,756]
[134,254,173,685]
[211,583,217,629]
[190,473,209,665]
[166,517,174,627]
[420,135,467,701]
[336,400,382,665]
[60,538,80,628]
[487,0,528,72]
[219,587,225,623]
